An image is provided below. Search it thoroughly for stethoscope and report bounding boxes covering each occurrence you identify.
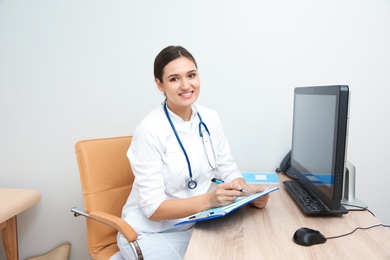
[163,102,217,189]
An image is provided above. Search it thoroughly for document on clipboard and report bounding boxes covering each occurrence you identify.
[174,185,279,226]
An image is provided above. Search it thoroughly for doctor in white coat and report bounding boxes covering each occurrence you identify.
[117,45,270,260]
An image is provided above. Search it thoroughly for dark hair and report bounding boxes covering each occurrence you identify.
[154,45,198,82]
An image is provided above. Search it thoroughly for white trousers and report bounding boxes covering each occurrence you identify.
[117,228,193,260]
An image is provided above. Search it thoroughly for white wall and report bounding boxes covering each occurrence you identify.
[1,1,389,259]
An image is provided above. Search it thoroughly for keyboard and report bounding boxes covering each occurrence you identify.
[283,180,330,215]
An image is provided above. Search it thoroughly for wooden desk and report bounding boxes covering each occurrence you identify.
[0,189,41,260]
[185,174,390,259]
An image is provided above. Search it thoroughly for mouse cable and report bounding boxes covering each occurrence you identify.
[341,203,375,217]
[326,224,390,240]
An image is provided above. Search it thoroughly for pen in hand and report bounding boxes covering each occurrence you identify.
[211,178,250,194]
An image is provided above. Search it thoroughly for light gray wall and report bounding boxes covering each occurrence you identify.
[1,1,389,259]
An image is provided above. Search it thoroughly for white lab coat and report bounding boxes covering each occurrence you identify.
[117,103,242,259]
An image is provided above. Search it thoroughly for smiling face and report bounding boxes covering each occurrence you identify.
[156,56,200,121]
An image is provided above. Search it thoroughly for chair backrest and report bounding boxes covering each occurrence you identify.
[75,136,134,259]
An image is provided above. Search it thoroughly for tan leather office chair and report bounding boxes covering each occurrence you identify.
[71,136,143,259]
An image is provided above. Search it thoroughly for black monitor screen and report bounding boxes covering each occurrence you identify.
[291,85,349,211]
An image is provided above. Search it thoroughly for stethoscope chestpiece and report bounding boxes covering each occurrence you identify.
[186,177,198,189]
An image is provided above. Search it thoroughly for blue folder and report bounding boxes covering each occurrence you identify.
[241,172,279,184]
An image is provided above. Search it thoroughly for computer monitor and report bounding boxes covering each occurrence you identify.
[290,85,349,214]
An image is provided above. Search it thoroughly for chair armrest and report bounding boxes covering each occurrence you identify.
[71,207,138,243]
[89,210,138,242]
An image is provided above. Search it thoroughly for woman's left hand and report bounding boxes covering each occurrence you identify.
[232,178,270,209]
[249,186,270,209]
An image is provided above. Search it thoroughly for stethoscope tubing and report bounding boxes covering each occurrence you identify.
[163,102,216,189]
[163,103,193,179]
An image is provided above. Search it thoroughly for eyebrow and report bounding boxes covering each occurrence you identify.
[167,69,198,78]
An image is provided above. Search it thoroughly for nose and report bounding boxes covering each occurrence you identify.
[181,78,191,90]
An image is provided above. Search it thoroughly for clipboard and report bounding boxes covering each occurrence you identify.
[174,186,279,226]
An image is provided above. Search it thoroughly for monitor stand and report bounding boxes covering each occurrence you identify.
[341,161,368,210]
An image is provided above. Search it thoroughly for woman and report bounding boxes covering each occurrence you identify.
[117,46,270,259]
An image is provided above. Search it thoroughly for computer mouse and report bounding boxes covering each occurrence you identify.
[293,227,327,246]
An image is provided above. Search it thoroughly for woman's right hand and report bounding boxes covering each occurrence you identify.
[207,182,243,207]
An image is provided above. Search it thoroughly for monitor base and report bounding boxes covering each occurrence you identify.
[341,197,368,210]
[342,161,368,211]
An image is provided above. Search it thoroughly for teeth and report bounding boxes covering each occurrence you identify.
[180,92,192,96]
